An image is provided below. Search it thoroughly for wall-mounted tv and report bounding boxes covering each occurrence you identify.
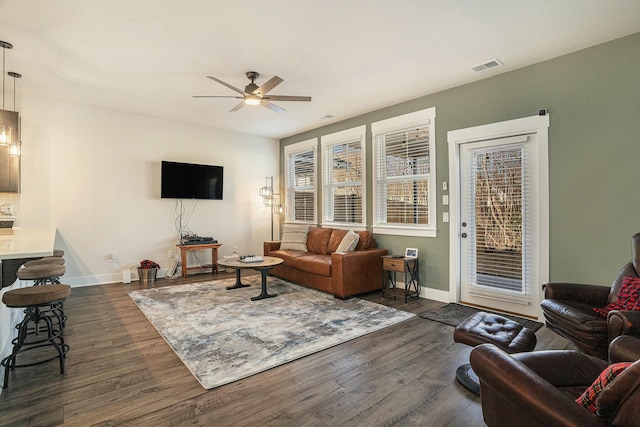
[161,161,224,200]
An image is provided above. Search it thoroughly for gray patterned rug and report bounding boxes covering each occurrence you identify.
[129,277,415,389]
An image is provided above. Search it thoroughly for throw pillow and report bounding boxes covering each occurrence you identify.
[593,276,640,317]
[575,362,633,414]
[596,359,640,419]
[335,230,360,253]
[280,224,310,251]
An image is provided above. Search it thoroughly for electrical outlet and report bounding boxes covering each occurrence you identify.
[107,252,115,263]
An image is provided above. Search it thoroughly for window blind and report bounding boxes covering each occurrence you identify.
[323,138,363,224]
[286,148,315,222]
[467,142,531,295]
[376,125,431,226]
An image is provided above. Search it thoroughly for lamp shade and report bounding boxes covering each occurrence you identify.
[0,124,11,145]
[263,195,275,206]
[8,140,20,156]
[0,110,17,146]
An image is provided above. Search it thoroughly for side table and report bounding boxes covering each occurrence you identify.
[382,256,420,303]
[176,243,222,278]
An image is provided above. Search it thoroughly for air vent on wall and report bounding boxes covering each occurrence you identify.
[471,58,503,73]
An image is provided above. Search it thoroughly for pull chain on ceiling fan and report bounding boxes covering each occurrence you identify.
[193,71,311,113]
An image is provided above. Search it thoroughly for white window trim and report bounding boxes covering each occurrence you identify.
[284,138,318,224]
[321,125,366,229]
[372,107,437,237]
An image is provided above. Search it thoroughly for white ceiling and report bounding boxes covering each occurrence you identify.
[1,1,639,139]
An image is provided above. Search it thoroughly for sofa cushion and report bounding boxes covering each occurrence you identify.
[307,227,333,254]
[327,229,348,253]
[356,231,374,250]
[336,230,360,252]
[295,254,332,277]
[269,249,307,267]
[280,224,310,251]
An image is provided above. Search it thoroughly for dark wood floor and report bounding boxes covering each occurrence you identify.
[0,272,574,426]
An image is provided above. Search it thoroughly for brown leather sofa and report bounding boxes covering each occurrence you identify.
[264,227,387,298]
[541,232,640,360]
[470,335,640,426]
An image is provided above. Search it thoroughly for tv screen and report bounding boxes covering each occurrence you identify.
[161,161,224,200]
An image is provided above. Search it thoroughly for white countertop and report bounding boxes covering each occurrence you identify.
[0,227,56,260]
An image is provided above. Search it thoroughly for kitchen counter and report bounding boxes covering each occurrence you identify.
[0,227,56,288]
[0,227,56,260]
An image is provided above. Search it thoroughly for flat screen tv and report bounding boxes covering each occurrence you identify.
[161,161,223,200]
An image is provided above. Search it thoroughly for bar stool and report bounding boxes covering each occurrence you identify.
[24,257,65,267]
[1,284,71,388]
[17,264,66,285]
[17,264,68,328]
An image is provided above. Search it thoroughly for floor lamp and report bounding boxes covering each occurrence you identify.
[260,176,284,240]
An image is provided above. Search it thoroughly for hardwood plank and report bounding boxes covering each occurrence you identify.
[0,272,574,426]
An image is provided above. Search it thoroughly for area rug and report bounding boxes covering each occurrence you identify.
[419,303,543,332]
[128,277,415,389]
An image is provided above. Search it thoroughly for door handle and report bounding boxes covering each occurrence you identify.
[461,233,467,238]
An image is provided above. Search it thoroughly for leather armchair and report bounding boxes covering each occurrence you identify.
[541,233,640,359]
[470,336,640,427]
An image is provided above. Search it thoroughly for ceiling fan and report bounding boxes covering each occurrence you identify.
[193,71,311,113]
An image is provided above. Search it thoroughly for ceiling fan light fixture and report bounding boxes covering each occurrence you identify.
[197,72,311,113]
[245,96,261,106]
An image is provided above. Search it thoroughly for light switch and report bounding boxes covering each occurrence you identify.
[443,195,449,205]
[443,212,449,223]
[442,181,448,191]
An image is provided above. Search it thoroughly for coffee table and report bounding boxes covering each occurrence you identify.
[217,256,284,301]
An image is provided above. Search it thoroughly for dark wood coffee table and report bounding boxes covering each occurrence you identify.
[217,256,284,301]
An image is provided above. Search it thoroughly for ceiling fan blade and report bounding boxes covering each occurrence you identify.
[253,76,283,96]
[230,101,246,112]
[262,101,286,113]
[192,95,243,98]
[206,76,245,95]
[263,95,312,102]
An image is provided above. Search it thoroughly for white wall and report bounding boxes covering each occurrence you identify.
[17,95,279,286]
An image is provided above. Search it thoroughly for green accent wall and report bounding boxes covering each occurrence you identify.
[281,32,640,292]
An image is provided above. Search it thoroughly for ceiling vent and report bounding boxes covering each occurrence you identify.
[319,114,336,120]
[471,58,503,73]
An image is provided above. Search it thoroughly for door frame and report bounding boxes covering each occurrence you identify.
[447,115,550,319]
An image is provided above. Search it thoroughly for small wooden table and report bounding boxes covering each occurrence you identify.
[382,255,420,303]
[217,256,284,301]
[176,243,222,278]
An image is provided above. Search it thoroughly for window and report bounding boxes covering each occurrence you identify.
[284,138,317,223]
[372,108,436,237]
[321,126,366,228]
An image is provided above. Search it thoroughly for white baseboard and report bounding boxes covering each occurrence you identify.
[61,267,176,288]
[418,286,451,303]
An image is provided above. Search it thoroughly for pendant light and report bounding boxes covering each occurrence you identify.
[8,72,21,157]
[0,40,13,146]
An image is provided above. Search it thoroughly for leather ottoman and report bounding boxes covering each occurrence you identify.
[453,311,537,394]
